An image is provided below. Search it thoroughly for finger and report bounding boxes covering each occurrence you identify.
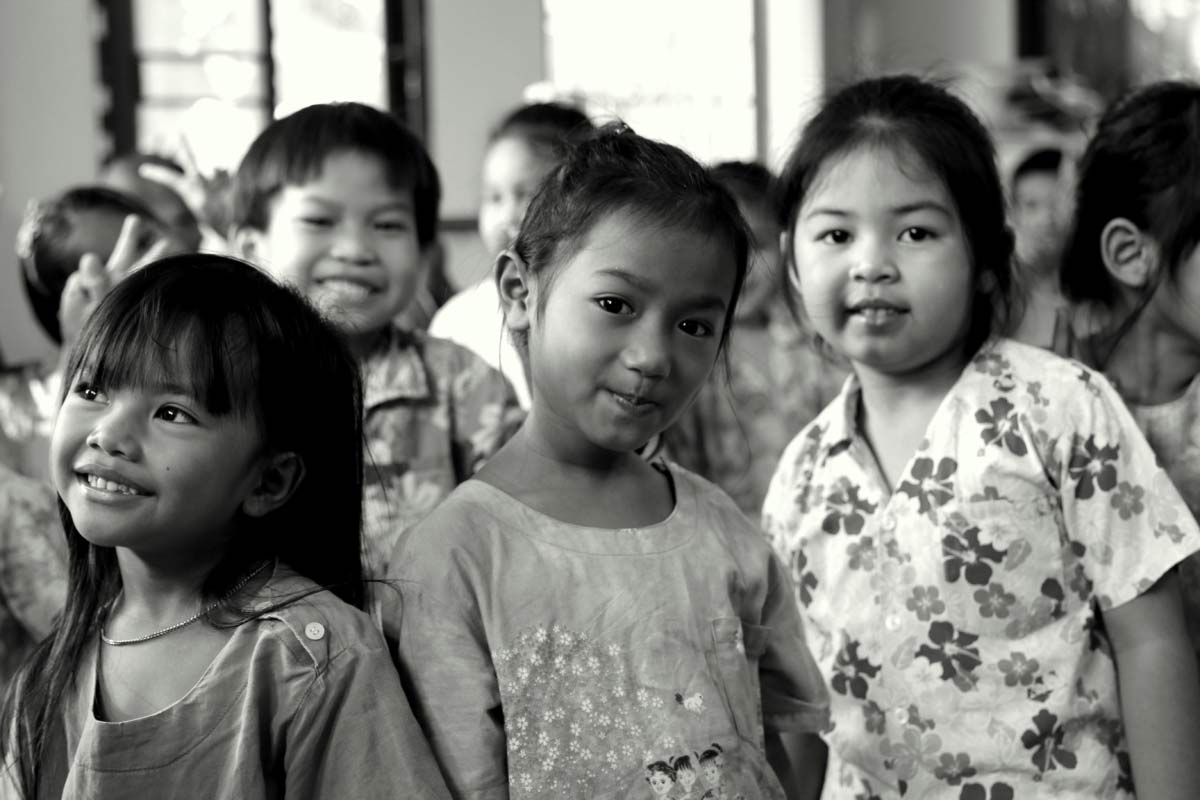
[75,252,107,288]
[129,236,174,272]
[106,215,144,277]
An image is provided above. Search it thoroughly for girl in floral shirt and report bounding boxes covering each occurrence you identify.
[763,75,1200,799]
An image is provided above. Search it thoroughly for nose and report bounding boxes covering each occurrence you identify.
[620,322,672,380]
[330,221,377,265]
[849,236,898,283]
[86,404,143,460]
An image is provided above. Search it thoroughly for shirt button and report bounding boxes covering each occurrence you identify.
[885,614,902,631]
[893,708,910,724]
[305,622,326,641]
[882,514,897,532]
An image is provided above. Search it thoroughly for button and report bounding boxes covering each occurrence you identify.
[885,615,901,631]
[893,708,909,724]
[305,622,326,641]
[882,514,897,532]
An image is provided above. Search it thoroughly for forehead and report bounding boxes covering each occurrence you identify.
[63,207,129,255]
[281,149,414,204]
[1013,172,1057,201]
[482,136,555,185]
[811,146,949,203]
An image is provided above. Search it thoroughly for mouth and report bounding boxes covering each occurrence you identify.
[313,277,380,302]
[846,299,907,324]
[608,390,659,417]
[75,465,151,497]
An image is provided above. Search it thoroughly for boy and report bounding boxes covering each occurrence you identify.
[230,103,523,575]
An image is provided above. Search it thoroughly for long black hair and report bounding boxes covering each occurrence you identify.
[0,254,365,797]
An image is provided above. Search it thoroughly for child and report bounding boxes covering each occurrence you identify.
[666,161,848,521]
[0,254,449,798]
[1057,81,1200,670]
[429,101,594,408]
[229,102,524,575]
[0,464,65,701]
[386,124,830,799]
[1008,146,1071,349]
[3,186,172,479]
[762,75,1200,799]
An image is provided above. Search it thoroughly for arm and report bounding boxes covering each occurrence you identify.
[768,731,827,800]
[1104,570,1200,800]
[284,639,452,799]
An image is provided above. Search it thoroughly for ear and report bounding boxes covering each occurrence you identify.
[495,249,533,333]
[231,226,269,265]
[1100,217,1159,290]
[241,452,305,518]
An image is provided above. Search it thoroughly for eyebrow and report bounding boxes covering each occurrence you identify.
[804,200,952,219]
[298,195,414,212]
[596,268,728,312]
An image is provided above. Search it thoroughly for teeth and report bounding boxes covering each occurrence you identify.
[853,307,900,323]
[317,279,372,302]
[85,474,140,495]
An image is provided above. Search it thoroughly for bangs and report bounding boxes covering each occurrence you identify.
[67,295,261,419]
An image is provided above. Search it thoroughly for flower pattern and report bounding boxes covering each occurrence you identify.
[763,338,1200,798]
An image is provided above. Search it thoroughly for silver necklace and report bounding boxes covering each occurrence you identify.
[100,561,270,646]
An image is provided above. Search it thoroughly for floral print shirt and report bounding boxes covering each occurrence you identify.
[762,338,1200,799]
[667,315,849,523]
[360,326,524,577]
[383,463,830,799]
[0,464,67,698]
[0,364,59,480]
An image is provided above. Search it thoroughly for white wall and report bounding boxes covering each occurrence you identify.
[0,1,105,366]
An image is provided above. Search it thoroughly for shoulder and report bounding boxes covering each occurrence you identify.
[393,480,516,570]
[668,462,773,549]
[249,568,391,677]
[410,330,510,387]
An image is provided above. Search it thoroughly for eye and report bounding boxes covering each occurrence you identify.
[73,382,106,403]
[155,405,198,425]
[816,229,851,245]
[678,319,715,338]
[900,226,937,242]
[596,297,632,315]
[298,216,334,228]
[374,218,411,233]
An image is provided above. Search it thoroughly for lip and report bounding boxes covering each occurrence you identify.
[74,463,152,496]
[846,298,907,313]
[608,389,660,417]
[313,274,384,293]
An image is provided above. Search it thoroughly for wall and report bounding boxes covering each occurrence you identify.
[0,1,105,366]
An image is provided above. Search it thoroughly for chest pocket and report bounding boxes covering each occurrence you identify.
[711,617,770,752]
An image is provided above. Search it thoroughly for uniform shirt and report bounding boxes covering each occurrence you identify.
[385,464,830,800]
[0,464,66,698]
[361,325,524,576]
[18,564,450,799]
[667,314,848,523]
[763,338,1200,799]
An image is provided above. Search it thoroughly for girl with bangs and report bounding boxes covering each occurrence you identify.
[0,254,448,798]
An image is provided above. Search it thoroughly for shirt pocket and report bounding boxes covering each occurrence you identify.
[711,617,770,751]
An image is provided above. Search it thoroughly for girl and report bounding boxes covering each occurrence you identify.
[386,125,830,799]
[1057,81,1200,667]
[0,255,449,798]
[429,101,594,408]
[762,75,1200,799]
[666,161,848,521]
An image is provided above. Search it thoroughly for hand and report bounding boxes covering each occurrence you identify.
[58,214,173,349]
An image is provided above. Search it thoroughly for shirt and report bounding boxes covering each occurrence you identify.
[0,365,59,481]
[762,338,1200,799]
[385,464,830,800]
[667,314,849,522]
[0,465,66,698]
[361,325,524,576]
[18,564,450,799]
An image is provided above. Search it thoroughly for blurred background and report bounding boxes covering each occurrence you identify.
[0,0,1192,365]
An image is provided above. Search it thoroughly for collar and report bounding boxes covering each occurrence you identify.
[361,325,433,409]
[811,372,860,465]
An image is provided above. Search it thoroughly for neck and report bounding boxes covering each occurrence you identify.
[112,545,229,628]
[345,326,388,361]
[1098,301,1200,404]
[853,349,968,421]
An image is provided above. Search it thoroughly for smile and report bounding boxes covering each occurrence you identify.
[77,471,150,497]
[315,278,378,301]
[609,390,659,416]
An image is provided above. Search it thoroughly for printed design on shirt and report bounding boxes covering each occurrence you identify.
[644,742,747,800]
[762,342,1178,796]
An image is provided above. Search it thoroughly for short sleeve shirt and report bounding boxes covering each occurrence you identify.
[361,326,524,576]
[762,338,1200,799]
[23,565,450,799]
[385,464,830,800]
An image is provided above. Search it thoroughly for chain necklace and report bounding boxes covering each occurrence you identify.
[100,561,270,647]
